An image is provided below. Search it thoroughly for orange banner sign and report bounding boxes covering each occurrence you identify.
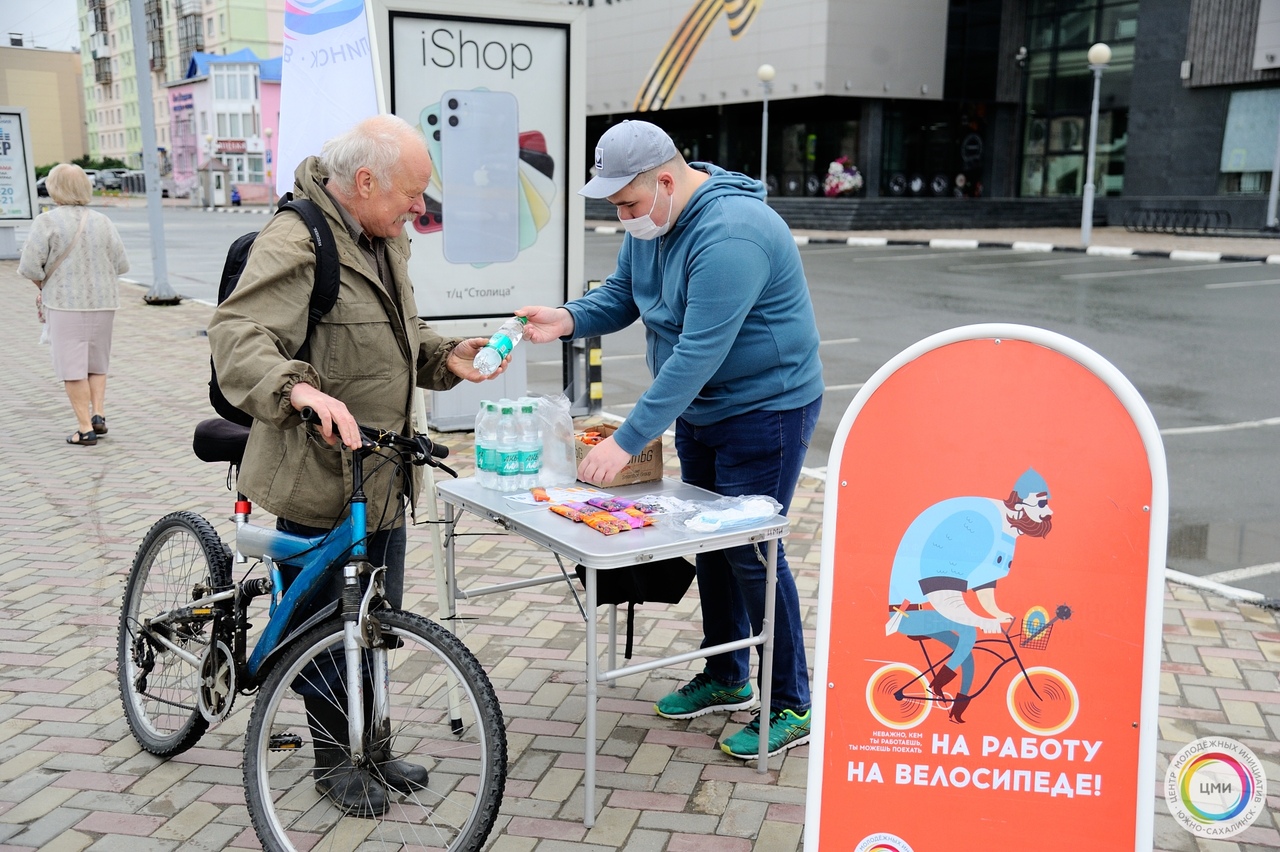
[806,325,1166,852]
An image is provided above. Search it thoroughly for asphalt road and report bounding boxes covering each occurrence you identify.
[50,205,1280,600]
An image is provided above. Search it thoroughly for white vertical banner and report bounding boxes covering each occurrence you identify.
[276,0,381,197]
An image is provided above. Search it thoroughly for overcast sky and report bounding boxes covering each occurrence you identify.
[1,0,80,52]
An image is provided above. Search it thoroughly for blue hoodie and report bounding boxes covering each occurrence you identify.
[566,163,825,455]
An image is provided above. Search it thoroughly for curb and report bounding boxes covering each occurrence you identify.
[589,225,1280,263]
[789,234,1280,264]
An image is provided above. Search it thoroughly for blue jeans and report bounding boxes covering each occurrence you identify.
[674,396,821,714]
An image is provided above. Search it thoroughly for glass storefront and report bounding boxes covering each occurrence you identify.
[1020,0,1135,197]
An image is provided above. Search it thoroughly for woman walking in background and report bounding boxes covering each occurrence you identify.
[19,163,130,446]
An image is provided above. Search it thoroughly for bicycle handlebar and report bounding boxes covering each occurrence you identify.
[299,407,457,477]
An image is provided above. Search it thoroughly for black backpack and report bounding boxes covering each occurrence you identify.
[209,196,340,427]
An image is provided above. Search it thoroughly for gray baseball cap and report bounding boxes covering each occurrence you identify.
[579,120,678,198]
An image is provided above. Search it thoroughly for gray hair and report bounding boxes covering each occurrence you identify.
[46,163,93,206]
[321,114,424,194]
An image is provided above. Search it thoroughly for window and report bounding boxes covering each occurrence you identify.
[1019,0,1134,197]
[219,12,225,34]
[1219,89,1280,193]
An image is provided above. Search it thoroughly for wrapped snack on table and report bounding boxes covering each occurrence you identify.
[587,496,634,512]
[582,512,628,535]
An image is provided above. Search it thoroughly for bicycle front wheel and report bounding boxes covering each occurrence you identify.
[118,511,232,756]
[244,610,507,852]
[1007,666,1079,736]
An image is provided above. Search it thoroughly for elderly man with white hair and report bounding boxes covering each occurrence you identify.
[208,113,503,815]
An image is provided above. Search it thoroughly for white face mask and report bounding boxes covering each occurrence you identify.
[620,185,673,240]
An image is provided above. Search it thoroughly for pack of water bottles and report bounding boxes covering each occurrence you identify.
[474,397,543,492]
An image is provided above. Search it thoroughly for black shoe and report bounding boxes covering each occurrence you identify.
[313,747,388,817]
[373,754,429,793]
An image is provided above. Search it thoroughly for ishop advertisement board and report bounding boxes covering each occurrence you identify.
[806,324,1166,852]
[370,0,585,321]
[0,108,35,222]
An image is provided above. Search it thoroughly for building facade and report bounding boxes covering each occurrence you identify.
[575,0,1280,224]
[77,0,281,181]
[0,44,88,166]
[166,49,279,201]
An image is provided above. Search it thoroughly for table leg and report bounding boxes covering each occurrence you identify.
[441,503,458,625]
[607,604,618,685]
[758,538,778,773]
[584,565,598,827]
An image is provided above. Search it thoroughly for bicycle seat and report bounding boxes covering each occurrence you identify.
[193,417,251,466]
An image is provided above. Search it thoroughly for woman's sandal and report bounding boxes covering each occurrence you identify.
[91,415,108,435]
[66,430,98,446]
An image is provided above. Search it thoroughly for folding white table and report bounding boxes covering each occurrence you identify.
[434,476,788,826]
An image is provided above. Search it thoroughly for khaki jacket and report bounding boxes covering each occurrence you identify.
[207,157,462,528]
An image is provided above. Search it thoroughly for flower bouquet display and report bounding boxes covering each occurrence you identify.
[823,156,864,197]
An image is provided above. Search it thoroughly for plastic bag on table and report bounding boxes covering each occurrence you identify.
[683,495,783,533]
[532,391,577,487]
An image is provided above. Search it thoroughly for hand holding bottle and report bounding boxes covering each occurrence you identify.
[473,317,528,376]
[450,337,509,381]
[515,306,575,344]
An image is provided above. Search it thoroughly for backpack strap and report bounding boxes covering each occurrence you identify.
[276,196,340,337]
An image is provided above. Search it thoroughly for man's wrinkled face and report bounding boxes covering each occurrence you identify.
[1010,491,1053,537]
[357,142,431,239]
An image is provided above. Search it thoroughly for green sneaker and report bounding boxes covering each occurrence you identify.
[720,708,811,759]
[655,672,757,720]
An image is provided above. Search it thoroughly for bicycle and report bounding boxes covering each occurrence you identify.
[117,411,507,851]
[866,604,1078,737]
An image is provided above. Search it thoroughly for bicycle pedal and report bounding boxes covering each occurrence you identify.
[268,733,304,751]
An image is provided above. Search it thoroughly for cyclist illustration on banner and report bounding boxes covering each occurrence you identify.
[868,468,1080,735]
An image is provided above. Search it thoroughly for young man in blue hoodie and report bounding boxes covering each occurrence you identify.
[519,120,824,759]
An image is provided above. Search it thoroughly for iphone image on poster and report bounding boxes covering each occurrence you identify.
[440,89,520,264]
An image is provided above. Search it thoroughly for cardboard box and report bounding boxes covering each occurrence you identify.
[574,422,663,487]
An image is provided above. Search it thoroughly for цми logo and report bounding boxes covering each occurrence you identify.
[1165,737,1266,838]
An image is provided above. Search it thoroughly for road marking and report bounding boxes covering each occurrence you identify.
[1205,278,1280,290]
[809,248,1014,262]
[1204,562,1280,584]
[1061,262,1261,280]
[957,256,1117,270]
[1165,568,1267,604]
[820,337,861,345]
[1161,416,1280,436]
[1011,241,1055,252]
[800,465,827,481]
[846,236,888,246]
[825,382,866,392]
[930,238,980,249]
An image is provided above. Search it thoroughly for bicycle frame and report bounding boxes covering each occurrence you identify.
[912,630,1031,701]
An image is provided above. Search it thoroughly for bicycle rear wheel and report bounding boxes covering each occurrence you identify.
[118,511,232,756]
[244,610,507,852]
[866,662,932,729]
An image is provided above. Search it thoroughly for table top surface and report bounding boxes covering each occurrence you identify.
[436,477,789,569]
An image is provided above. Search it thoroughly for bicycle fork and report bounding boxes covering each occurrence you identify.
[339,560,393,763]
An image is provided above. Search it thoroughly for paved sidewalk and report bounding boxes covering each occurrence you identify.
[0,259,1277,851]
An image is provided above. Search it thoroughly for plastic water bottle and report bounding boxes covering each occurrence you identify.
[474,401,498,489]
[473,316,528,377]
[496,403,521,491]
[516,400,541,489]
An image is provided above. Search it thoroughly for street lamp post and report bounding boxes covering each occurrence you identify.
[1080,42,1111,247]
[757,63,775,191]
